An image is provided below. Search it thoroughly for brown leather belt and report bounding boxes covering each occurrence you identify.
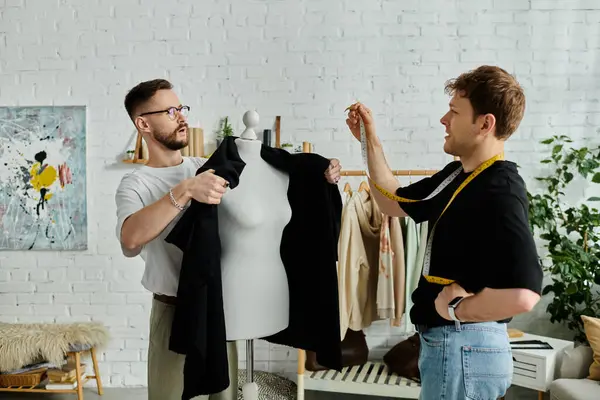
[153,293,177,306]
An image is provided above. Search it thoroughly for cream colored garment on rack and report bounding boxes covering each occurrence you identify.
[403,219,429,332]
[377,215,405,326]
[337,190,382,339]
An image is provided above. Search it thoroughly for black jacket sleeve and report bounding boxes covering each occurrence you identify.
[164,136,246,399]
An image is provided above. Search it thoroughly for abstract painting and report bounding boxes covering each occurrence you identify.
[0,106,87,250]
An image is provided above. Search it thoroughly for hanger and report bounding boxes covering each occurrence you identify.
[358,180,369,192]
[343,182,352,194]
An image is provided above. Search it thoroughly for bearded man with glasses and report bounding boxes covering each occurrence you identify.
[114,79,342,400]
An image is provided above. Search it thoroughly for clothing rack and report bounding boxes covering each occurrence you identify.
[296,142,438,400]
[340,169,439,176]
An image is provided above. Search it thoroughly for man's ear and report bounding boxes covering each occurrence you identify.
[480,113,496,135]
[134,116,149,133]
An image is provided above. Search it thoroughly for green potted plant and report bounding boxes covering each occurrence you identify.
[527,135,600,344]
[216,117,234,147]
[126,149,136,160]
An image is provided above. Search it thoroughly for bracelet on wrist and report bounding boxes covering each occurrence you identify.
[169,188,186,211]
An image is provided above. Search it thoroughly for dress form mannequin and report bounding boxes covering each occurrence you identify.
[218,110,292,399]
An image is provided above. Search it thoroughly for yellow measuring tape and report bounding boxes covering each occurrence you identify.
[369,153,504,207]
[375,153,504,285]
[346,102,504,285]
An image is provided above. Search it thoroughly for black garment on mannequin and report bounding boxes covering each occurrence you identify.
[165,136,343,400]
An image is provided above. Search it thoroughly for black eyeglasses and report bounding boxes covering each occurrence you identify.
[139,105,190,120]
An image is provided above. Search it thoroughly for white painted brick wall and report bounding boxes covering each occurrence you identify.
[0,0,598,388]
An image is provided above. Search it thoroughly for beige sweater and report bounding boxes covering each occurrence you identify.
[338,190,405,338]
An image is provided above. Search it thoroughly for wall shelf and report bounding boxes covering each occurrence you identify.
[122,159,148,164]
[123,131,147,165]
[122,127,206,165]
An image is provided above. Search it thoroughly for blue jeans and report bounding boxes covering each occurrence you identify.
[418,322,513,400]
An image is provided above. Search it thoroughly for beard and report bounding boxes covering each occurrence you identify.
[154,124,188,151]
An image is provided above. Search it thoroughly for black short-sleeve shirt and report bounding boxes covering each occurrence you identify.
[396,160,543,327]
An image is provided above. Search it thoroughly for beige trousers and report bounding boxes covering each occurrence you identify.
[148,298,238,400]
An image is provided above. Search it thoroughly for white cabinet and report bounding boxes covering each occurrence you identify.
[510,333,574,395]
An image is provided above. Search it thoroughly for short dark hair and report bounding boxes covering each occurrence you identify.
[444,65,526,140]
[124,79,173,119]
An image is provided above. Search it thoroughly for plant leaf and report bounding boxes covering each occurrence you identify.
[542,285,553,295]
[528,140,600,344]
[565,172,574,183]
[553,144,564,155]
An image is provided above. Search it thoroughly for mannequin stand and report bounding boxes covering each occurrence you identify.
[242,340,258,400]
[229,108,289,400]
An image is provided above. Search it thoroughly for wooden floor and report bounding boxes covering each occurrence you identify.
[0,386,542,400]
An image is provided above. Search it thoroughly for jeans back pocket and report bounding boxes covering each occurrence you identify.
[462,345,512,400]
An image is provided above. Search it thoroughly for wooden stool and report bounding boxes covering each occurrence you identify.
[69,346,104,400]
[0,346,103,400]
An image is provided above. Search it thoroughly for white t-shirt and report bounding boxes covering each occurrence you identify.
[114,157,207,297]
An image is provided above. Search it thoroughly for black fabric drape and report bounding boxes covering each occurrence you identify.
[165,136,342,400]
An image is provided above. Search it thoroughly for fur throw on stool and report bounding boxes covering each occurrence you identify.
[0,321,110,373]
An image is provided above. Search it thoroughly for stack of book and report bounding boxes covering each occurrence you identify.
[45,363,87,390]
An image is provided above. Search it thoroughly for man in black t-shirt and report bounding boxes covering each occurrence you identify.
[346,65,543,400]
